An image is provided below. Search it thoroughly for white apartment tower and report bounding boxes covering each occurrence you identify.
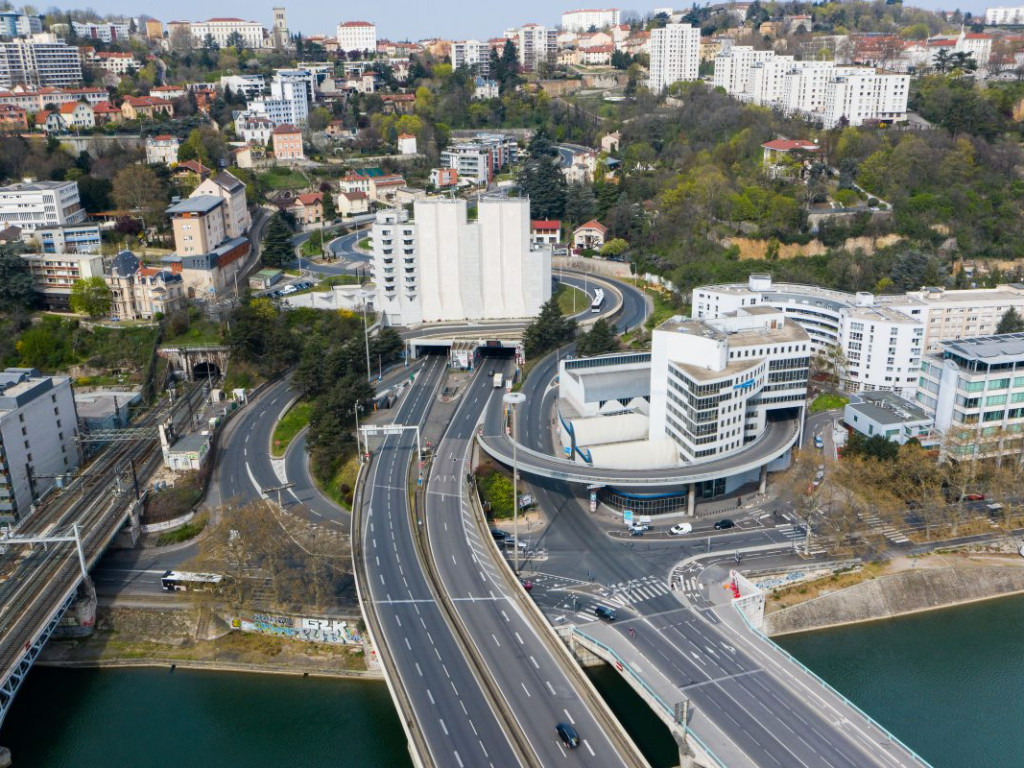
[0,180,85,230]
[372,198,551,326]
[336,21,377,53]
[712,45,774,94]
[452,40,490,75]
[648,23,701,92]
[0,37,83,88]
[821,71,910,128]
[561,8,621,32]
[512,25,558,71]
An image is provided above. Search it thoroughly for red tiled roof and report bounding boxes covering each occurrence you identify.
[576,219,607,233]
[273,123,301,134]
[176,160,211,175]
[532,220,561,230]
[339,21,374,27]
[93,101,120,113]
[296,193,323,206]
[762,139,819,152]
[342,191,367,200]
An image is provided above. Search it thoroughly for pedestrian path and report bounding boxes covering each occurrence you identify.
[775,524,828,555]
[861,514,911,544]
[600,575,673,609]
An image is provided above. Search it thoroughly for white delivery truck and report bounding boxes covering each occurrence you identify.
[493,373,503,388]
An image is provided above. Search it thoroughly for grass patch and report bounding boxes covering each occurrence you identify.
[356,237,371,251]
[320,453,360,510]
[272,400,312,457]
[162,317,224,347]
[156,516,207,546]
[144,472,203,523]
[810,393,850,413]
[554,282,589,316]
[223,360,260,392]
[644,285,683,330]
[260,168,309,190]
[300,230,324,257]
[313,274,362,291]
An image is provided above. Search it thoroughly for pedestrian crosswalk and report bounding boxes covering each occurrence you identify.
[601,576,673,608]
[776,524,828,555]
[861,514,911,544]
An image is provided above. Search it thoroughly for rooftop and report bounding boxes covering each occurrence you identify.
[166,195,222,215]
[847,391,930,426]
[940,332,1024,364]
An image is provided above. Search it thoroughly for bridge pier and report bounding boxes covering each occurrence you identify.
[759,465,768,495]
[687,483,695,516]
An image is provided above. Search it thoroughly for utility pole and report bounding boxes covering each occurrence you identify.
[504,391,526,574]
[362,296,372,382]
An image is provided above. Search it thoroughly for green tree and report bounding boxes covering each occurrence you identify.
[321,188,337,223]
[370,326,404,366]
[997,307,1024,335]
[564,182,597,229]
[0,246,35,312]
[576,318,618,357]
[600,238,629,257]
[261,212,294,268]
[69,277,111,318]
[225,31,245,51]
[518,132,567,220]
[523,296,576,359]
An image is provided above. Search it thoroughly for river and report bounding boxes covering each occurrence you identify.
[8,594,1024,768]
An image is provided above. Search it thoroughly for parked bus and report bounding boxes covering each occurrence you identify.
[160,570,223,592]
[590,288,605,313]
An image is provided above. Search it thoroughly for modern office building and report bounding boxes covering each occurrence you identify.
[336,21,377,53]
[649,307,809,464]
[0,180,85,231]
[248,72,309,126]
[0,36,83,88]
[647,23,700,91]
[917,333,1024,460]
[844,391,934,446]
[372,198,551,326]
[20,223,101,254]
[0,367,80,522]
[561,8,621,32]
[693,275,1024,398]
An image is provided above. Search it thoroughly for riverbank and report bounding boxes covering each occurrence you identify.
[38,603,380,681]
[764,547,1024,636]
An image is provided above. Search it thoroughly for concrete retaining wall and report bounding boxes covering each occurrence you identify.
[765,565,1024,636]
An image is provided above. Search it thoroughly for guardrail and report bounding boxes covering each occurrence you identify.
[730,601,933,767]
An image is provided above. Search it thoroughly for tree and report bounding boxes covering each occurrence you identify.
[523,296,576,359]
[813,344,849,392]
[225,31,245,51]
[0,246,35,312]
[261,212,294,268]
[517,132,568,220]
[600,238,629,258]
[564,182,597,228]
[112,164,167,229]
[321,186,337,223]
[69,277,111,318]
[576,318,619,357]
[75,176,112,213]
[997,307,1024,335]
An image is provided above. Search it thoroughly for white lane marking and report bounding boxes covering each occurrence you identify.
[584,740,595,757]
[546,680,556,696]
[563,709,575,725]
[415,662,422,677]
[530,656,539,669]
[427,689,434,704]
[453,750,462,767]
[439,718,448,736]
[492,634,501,647]
[404,637,411,650]
[521,682,531,698]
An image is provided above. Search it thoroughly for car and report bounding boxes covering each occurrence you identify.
[556,722,580,749]
[670,523,693,535]
[487,369,494,376]
[628,522,649,533]
[520,578,533,591]
[280,285,297,295]
[594,605,617,622]
[965,493,985,501]
[814,435,824,449]
[714,519,735,530]
[629,527,645,536]
[490,529,509,541]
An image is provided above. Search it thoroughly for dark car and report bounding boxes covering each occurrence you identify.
[490,529,509,541]
[556,722,580,749]
[594,605,617,622]
[714,519,735,530]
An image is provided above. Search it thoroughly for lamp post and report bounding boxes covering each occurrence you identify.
[361,293,373,382]
[352,401,365,457]
[503,391,526,574]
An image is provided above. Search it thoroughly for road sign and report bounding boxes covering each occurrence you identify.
[518,494,533,508]
[589,491,597,513]
[623,509,633,525]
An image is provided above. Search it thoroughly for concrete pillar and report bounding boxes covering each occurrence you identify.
[759,464,768,495]
[687,483,696,516]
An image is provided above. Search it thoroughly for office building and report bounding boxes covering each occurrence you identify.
[844,392,934,446]
[248,72,308,126]
[0,180,85,230]
[561,8,621,32]
[20,251,104,310]
[647,23,700,91]
[649,308,809,463]
[71,20,130,42]
[0,12,42,38]
[693,275,1024,398]
[918,333,1024,460]
[372,198,551,326]
[0,37,83,89]
[336,21,376,53]
[0,367,80,522]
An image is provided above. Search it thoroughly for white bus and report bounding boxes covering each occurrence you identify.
[160,570,224,592]
[590,288,605,313]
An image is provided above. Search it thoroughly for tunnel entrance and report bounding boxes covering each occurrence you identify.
[192,361,221,381]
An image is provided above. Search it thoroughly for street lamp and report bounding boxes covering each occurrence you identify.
[503,391,526,574]
[352,401,365,458]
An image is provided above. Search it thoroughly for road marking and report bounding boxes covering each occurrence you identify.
[515,632,524,645]
[521,682,531,698]
[439,718,448,736]
[545,680,556,695]
[583,740,595,757]
[415,662,422,676]
[500,610,510,622]
[426,689,434,704]
[395,615,401,627]
[563,709,575,725]
[452,749,462,767]
[492,634,501,647]
[404,637,411,650]
[530,656,539,669]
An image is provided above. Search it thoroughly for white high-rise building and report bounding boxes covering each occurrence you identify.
[71,21,130,42]
[452,40,490,74]
[985,6,1024,24]
[743,55,794,104]
[248,72,309,126]
[0,37,83,88]
[0,180,85,230]
[372,198,551,326]
[561,8,621,32]
[712,45,774,94]
[510,24,558,71]
[0,12,43,38]
[821,71,910,128]
[647,23,700,91]
[336,21,377,53]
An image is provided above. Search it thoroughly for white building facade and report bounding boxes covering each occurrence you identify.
[336,21,377,53]
[0,180,85,230]
[648,23,700,92]
[452,40,490,74]
[0,37,83,89]
[561,8,621,32]
[187,18,266,49]
[372,198,551,326]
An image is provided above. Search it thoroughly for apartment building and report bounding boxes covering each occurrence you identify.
[192,171,250,239]
[20,223,101,254]
[20,251,104,310]
[219,73,266,99]
[92,51,136,76]
[165,192,249,298]
[712,46,775,94]
[0,85,105,110]
[145,134,180,165]
[0,12,42,38]
[693,275,1024,398]
[0,37,83,89]
[168,196,226,256]
[561,8,621,32]
[248,74,308,126]
[0,368,80,522]
[272,124,304,161]
[509,24,557,71]
[336,21,377,53]
[106,250,185,321]
[452,40,491,74]
[648,23,701,91]
[120,95,173,121]
[372,198,551,326]
[71,20,130,42]
[918,334,1024,461]
[821,71,910,128]
[0,180,85,230]
[649,307,809,464]
[985,5,1024,24]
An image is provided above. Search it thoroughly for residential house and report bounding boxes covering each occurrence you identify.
[573,219,608,250]
[369,174,405,203]
[337,190,369,216]
[600,131,620,153]
[429,168,458,189]
[284,192,323,227]
[150,84,187,100]
[530,220,562,245]
[472,76,499,100]
[91,101,121,124]
[397,133,417,155]
[172,160,212,187]
[272,123,304,161]
[235,113,275,145]
[0,104,26,131]
[380,93,416,114]
[231,144,254,169]
[106,250,185,320]
[121,95,173,121]
[761,138,819,178]
[145,134,180,165]
[577,45,614,66]
[339,172,373,195]
[326,120,356,139]
[93,51,136,76]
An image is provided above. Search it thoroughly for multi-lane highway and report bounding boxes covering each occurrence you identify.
[424,363,643,766]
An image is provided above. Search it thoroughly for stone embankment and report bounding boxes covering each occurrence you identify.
[766,557,1024,636]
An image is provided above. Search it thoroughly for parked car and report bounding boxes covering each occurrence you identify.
[556,722,580,749]
[280,284,297,295]
[490,529,509,541]
[714,519,735,530]
[814,435,824,449]
[670,523,693,535]
[965,493,985,501]
[628,522,649,533]
[594,605,617,622]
